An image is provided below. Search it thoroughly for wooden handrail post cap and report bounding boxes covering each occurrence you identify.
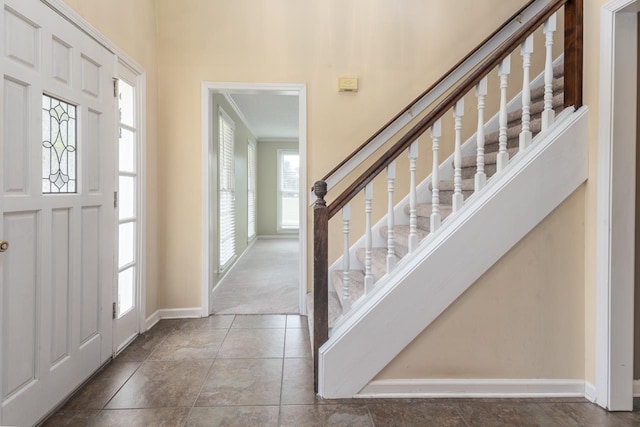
[314,180,328,204]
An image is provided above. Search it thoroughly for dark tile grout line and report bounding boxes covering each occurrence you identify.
[185,314,237,427]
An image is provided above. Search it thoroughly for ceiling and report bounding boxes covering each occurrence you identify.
[228,93,299,140]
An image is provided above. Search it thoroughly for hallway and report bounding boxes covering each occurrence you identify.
[43,315,640,426]
[211,239,300,314]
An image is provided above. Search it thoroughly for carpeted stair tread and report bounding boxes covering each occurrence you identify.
[461,146,519,168]
[435,178,475,192]
[380,225,430,258]
[507,93,564,124]
[356,247,400,282]
[331,269,365,307]
[484,116,543,146]
[530,76,564,101]
[404,203,453,219]
[552,62,564,78]
[404,203,453,230]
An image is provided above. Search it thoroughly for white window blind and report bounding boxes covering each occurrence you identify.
[247,140,257,240]
[219,109,236,269]
[277,150,299,230]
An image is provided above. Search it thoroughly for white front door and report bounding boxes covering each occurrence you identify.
[0,0,116,425]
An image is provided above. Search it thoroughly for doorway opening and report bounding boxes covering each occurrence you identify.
[201,83,307,316]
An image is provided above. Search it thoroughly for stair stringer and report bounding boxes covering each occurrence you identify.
[318,106,589,399]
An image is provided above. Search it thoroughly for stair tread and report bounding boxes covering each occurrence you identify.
[461,147,519,168]
[331,269,365,306]
[405,203,453,219]
[356,247,400,282]
[507,93,564,124]
[436,178,475,192]
[379,225,430,257]
[530,76,564,100]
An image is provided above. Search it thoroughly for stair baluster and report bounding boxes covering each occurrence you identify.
[342,203,351,311]
[519,35,534,151]
[408,141,419,252]
[497,56,511,172]
[364,183,374,294]
[542,14,557,130]
[475,77,488,191]
[386,161,396,273]
[430,119,442,232]
[452,100,465,212]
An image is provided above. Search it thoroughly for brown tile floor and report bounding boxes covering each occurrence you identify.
[41,315,640,426]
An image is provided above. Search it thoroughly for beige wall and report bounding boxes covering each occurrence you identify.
[155,0,530,309]
[60,0,620,382]
[257,141,299,236]
[61,0,160,318]
[378,187,586,379]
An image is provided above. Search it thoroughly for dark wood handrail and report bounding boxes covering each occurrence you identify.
[327,0,569,219]
[319,0,538,184]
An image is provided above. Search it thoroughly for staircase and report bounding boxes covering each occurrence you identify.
[311,0,586,398]
[329,64,566,314]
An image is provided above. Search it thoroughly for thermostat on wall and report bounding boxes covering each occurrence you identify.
[338,77,358,92]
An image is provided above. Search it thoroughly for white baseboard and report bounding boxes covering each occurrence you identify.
[145,307,202,330]
[258,234,299,240]
[357,379,587,399]
[585,381,597,402]
[633,380,640,397]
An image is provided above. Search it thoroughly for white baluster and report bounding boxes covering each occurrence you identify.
[386,160,396,273]
[430,119,442,232]
[342,203,351,311]
[519,34,534,151]
[542,14,557,130]
[452,99,465,212]
[497,55,511,172]
[364,183,374,294]
[408,141,418,253]
[475,76,488,191]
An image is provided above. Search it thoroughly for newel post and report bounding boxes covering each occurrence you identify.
[313,180,329,393]
[564,0,583,108]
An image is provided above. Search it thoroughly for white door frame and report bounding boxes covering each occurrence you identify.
[201,82,308,316]
[41,0,149,336]
[596,0,639,411]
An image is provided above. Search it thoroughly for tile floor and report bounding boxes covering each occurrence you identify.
[42,315,640,426]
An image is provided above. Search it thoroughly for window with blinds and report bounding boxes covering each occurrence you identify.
[247,140,257,240]
[219,109,236,269]
[277,150,299,231]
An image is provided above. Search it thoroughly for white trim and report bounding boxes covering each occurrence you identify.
[145,308,202,330]
[258,235,300,240]
[145,310,161,330]
[358,379,587,399]
[595,0,638,411]
[258,137,299,144]
[632,380,640,397]
[585,382,597,402]
[319,108,589,398]
[223,93,258,139]
[201,82,308,317]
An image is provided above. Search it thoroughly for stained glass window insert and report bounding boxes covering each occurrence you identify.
[42,94,77,193]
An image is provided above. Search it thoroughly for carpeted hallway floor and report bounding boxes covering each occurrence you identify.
[211,238,299,314]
